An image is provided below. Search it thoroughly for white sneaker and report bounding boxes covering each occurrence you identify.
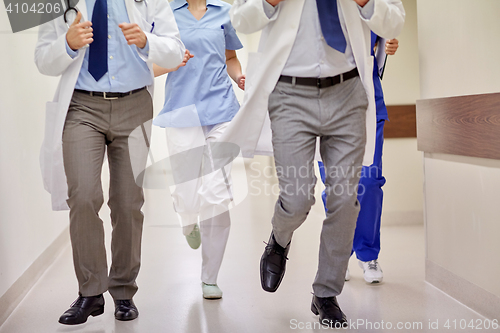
[202,283,223,299]
[358,260,383,284]
[345,268,351,281]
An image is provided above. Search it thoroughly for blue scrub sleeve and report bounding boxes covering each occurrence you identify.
[223,22,243,50]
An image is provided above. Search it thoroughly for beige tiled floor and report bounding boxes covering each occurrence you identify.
[0,163,493,333]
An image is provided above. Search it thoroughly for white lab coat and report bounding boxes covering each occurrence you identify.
[35,0,185,211]
[220,0,405,165]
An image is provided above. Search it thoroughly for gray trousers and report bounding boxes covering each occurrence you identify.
[62,89,152,300]
[268,76,368,298]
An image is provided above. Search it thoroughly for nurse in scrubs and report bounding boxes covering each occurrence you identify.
[153,0,244,299]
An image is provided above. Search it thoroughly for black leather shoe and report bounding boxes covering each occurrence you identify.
[260,232,290,292]
[311,295,347,328]
[114,299,139,321]
[58,294,104,325]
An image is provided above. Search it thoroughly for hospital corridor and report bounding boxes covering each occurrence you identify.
[1,0,500,332]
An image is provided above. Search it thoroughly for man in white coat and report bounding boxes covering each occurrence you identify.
[225,0,404,327]
[35,0,185,325]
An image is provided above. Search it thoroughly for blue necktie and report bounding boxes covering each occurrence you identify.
[88,0,108,81]
[316,0,347,53]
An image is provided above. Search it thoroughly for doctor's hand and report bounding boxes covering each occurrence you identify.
[66,11,93,51]
[119,23,147,49]
[352,0,370,7]
[237,74,245,90]
[385,38,399,55]
[266,0,285,6]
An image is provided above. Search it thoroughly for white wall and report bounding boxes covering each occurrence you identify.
[424,154,500,297]
[382,138,423,225]
[418,0,500,99]
[417,0,500,316]
[0,15,68,299]
[383,0,420,106]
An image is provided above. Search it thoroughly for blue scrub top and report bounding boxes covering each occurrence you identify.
[153,0,243,128]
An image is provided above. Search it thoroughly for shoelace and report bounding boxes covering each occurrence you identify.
[311,293,338,309]
[367,260,378,270]
[263,241,289,260]
[71,295,101,308]
[70,296,85,308]
[117,300,132,307]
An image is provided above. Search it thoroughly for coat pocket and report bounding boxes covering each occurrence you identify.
[140,17,153,34]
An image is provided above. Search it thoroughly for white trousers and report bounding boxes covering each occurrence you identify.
[166,122,232,284]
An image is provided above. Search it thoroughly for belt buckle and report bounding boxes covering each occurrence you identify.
[316,78,322,89]
[103,92,118,100]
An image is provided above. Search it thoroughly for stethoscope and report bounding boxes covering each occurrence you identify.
[63,0,80,27]
[63,0,146,27]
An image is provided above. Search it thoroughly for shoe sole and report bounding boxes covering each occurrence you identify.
[203,294,222,299]
[115,314,138,321]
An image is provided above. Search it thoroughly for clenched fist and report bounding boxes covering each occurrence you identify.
[118,23,147,49]
[385,39,399,55]
[66,11,93,51]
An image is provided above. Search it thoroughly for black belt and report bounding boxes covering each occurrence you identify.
[278,68,359,89]
[74,87,146,99]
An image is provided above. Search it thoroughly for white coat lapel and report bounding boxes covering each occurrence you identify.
[78,0,88,23]
[258,0,304,84]
[338,0,376,166]
[124,0,140,25]
[338,0,369,66]
[124,0,154,33]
